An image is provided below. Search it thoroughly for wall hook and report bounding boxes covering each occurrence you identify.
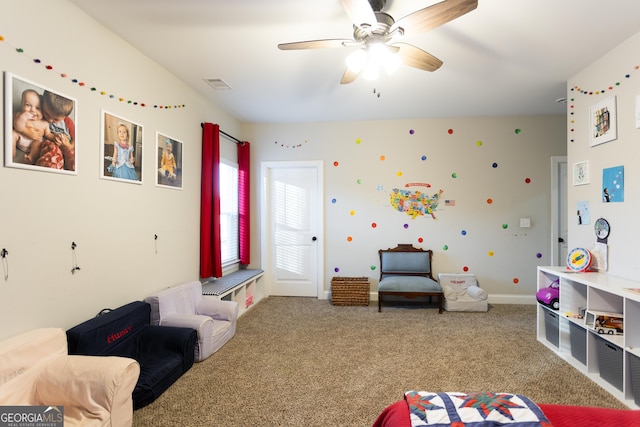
[71,242,80,274]
[1,248,8,281]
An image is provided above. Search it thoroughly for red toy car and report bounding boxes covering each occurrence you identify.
[536,279,559,310]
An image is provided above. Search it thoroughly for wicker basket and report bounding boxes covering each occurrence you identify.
[331,277,370,306]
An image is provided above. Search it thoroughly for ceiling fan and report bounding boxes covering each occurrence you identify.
[278,0,478,84]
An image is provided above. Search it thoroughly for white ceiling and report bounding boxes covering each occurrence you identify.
[69,0,640,123]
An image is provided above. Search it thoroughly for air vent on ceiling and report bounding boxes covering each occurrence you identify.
[205,78,231,90]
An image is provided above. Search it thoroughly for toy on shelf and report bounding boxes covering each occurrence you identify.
[585,310,623,335]
[567,247,592,272]
[536,279,560,310]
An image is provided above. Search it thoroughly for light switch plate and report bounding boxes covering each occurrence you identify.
[520,218,531,228]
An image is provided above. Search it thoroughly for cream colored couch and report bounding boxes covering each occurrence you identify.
[0,328,140,427]
[438,273,489,312]
[145,280,239,362]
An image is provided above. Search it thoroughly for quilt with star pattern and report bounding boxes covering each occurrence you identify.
[405,391,553,427]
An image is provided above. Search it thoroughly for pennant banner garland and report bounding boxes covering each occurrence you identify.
[0,34,186,110]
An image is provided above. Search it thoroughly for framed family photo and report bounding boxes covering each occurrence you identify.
[4,72,77,175]
[155,132,183,190]
[589,96,617,147]
[100,110,143,184]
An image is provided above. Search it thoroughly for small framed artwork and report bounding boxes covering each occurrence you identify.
[576,200,590,225]
[572,161,589,186]
[602,165,624,203]
[589,96,617,147]
[100,110,143,184]
[155,132,183,190]
[4,72,77,175]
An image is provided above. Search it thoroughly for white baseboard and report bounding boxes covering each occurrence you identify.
[322,292,536,305]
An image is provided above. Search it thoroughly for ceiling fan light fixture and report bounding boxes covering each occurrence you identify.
[346,49,367,73]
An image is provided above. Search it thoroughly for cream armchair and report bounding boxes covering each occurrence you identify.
[145,280,239,362]
[0,328,140,427]
[438,273,489,312]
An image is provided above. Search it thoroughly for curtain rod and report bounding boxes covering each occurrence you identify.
[200,122,243,145]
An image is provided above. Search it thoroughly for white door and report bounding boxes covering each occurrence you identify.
[261,161,323,297]
[550,157,568,266]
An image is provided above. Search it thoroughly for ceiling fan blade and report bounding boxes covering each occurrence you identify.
[392,43,443,72]
[391,0,478,38]
[340,67,362,85]
[341,0,376,28]
[278,39,353,50]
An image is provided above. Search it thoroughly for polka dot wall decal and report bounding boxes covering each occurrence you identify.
[335,267,340,273]
[443,245,449,250]
[492,162,498,168]
[502,224,508,229]
[357,179,362,184]
[409,129,415,134]
[331,198,337,204]
[513,278,519,284]
[333,161,339,166]
[486,198,493,204]
[356,138,362,144]
[377,184,384,191]
[525,178,531,183]
[451,172,457,178]
[350,210,355,216]
[461,230,467,236]
[403,224,409,229]
[380,155,386,161]
[418,237,423,243]
[448,129,454,134]
[397,171,402,177]
[536,253,542,258]
[347,236,353,242]
[421,155,427,161]
[488,251,494,256]
[515,129,522,134]
[370,265,376,270]
[371,223,377,228]
[476,141,482,147]
[463,266,469,272]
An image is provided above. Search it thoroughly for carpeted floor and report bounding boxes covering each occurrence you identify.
[133,297,627,426]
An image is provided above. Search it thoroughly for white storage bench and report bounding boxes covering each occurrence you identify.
[202,269,264,317]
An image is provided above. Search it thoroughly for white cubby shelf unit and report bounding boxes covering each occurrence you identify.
[202,269,265,317]
[537,266,640,409]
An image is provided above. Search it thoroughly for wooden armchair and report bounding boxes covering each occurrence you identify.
[378,244,443,313]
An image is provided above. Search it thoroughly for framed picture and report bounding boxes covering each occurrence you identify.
[4,72,77,175]
[100,110,143,184]
[589,96,617,147]
[155,132,183,190]
[572,161,589,186]
[602,165,624,203]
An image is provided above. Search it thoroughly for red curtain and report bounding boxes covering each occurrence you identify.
[238,141,251,264]
[199,123,222,278]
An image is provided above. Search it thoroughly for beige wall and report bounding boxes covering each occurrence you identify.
[0,0,242,340]
[245,115,566,300]
[567,31,640,280]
